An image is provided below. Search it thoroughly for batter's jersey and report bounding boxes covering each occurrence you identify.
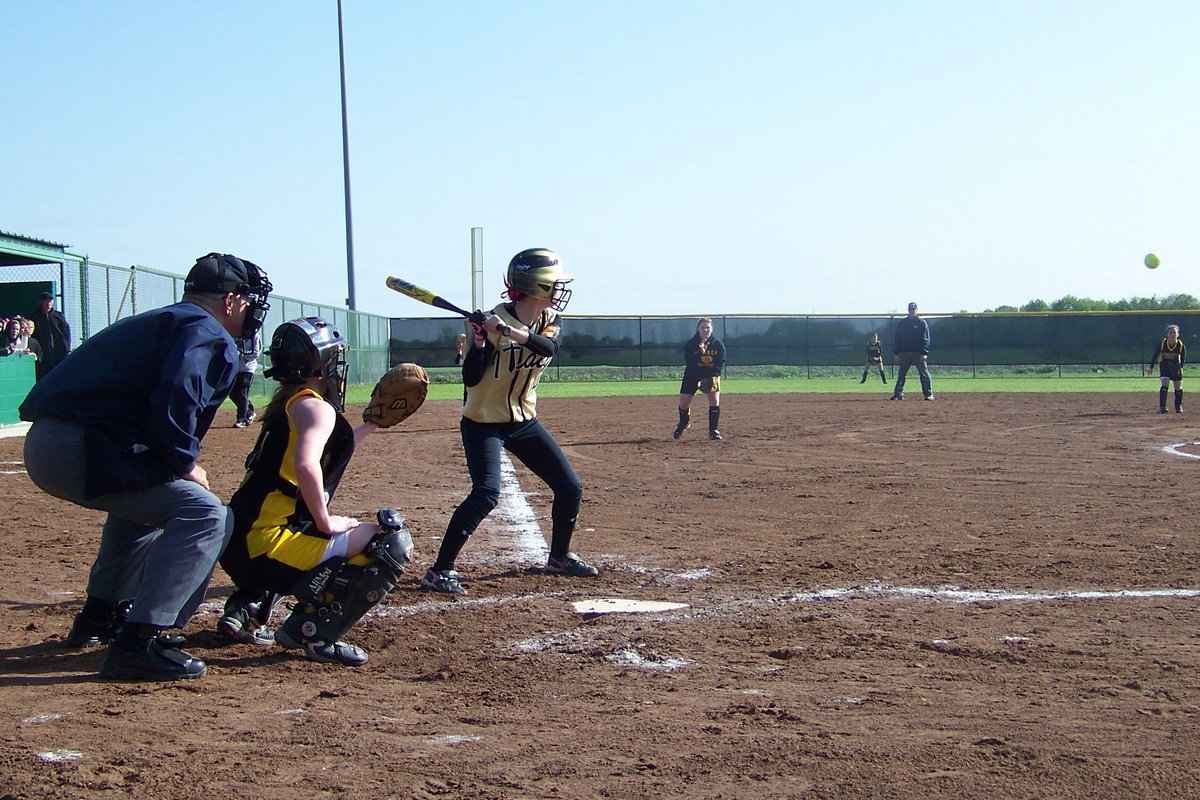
[462,303,561,424]
[227,389,355,567]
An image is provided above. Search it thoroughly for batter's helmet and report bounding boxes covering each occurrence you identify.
[505,248,574,312]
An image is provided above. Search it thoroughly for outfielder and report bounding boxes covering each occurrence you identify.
[860,332,887,384]
[674,317,726,440]
[218,317,427,666]
[1149,324,1185,413]
[422,248,598,596]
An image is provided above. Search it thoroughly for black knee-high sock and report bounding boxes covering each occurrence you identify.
[708,406,721,431]
[433,529,471,572]
[1160,387,1169,409]
[678,408,690,427]
[1176,388,1184,409]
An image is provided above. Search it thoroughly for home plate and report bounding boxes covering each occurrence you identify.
[572,598,689,616]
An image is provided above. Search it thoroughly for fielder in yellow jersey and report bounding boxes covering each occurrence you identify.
[421,249,599,596]
[1149,324,1186,413]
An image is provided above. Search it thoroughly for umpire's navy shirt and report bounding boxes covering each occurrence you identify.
[892,316,931,356]
[20,302,237,479]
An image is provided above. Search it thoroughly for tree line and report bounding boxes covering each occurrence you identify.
[985,293,1199,312]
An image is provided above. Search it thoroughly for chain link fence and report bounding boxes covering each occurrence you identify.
[391,311,1200,380]
[1,258,390,396]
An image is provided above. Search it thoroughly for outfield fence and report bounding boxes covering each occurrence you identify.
[3,233,1196,394]
[390,311,1200,382]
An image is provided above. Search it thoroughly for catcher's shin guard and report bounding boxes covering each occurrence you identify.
[284,558,394,647]
[283,511,413,647]
[367,509,415,577]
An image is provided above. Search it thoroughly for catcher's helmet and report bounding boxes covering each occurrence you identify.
[505,248,574,312]
[186,252,273,339]
[264,317,349,412]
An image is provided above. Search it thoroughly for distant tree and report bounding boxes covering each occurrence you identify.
[1050,295,1108,312]
[994,295,1197,312]
[1161,293,1200,309]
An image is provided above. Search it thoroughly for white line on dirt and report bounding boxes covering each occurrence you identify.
[492,452,548,563]
[782,584,1200,604]
[1163,442,1200,460]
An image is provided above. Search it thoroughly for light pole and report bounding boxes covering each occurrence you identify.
[337,0,356,310]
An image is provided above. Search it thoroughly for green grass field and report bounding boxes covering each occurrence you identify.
[240,373,1160,409]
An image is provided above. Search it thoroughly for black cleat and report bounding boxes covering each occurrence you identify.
[65,613,121,648]
[546,552,600,577]
[421,568,468,596]
[100,638,206,681]
[274,620,368,666]
[709,429,723,440]
[217,604,275,646]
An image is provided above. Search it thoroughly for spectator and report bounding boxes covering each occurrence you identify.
[30,292,71,380]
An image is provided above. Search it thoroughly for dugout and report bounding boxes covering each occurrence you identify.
[0,231,86,426]
[0,230,81,328]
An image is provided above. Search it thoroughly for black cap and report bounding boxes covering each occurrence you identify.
[185,253,254,294]
[39,291,54,300]
[908,301,918,310]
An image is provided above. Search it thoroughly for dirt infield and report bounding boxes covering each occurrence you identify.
[2,392,1199,799]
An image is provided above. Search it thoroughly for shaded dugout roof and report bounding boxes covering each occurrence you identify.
[0,230,85,267]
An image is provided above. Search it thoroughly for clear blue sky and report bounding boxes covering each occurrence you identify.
[3,1,1196,318]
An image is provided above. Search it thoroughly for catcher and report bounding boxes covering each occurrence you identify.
[217,317,428,666]
[673,317,726,440]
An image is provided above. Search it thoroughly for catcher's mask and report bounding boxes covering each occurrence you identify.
[186,252,274,340]
[264,317,349,412]
[504,248,573,312]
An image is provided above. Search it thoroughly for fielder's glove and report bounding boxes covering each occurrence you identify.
[699,376,721,393]
[362,363,429,428]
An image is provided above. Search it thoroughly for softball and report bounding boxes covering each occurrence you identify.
[1145,253,1161,269]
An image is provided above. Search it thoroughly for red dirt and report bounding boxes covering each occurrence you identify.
[2,392,1199,799]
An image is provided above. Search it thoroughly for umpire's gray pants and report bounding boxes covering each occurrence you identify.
[23,418,232,629]
[893,352,932,398]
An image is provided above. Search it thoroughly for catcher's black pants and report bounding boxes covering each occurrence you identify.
[434,417,582,571]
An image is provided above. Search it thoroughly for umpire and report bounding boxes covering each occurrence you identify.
[890,301,934,401]
[20,253,272,681]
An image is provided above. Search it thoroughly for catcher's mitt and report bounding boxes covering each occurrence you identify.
[699,375,721,394]
[363,363,429,428]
